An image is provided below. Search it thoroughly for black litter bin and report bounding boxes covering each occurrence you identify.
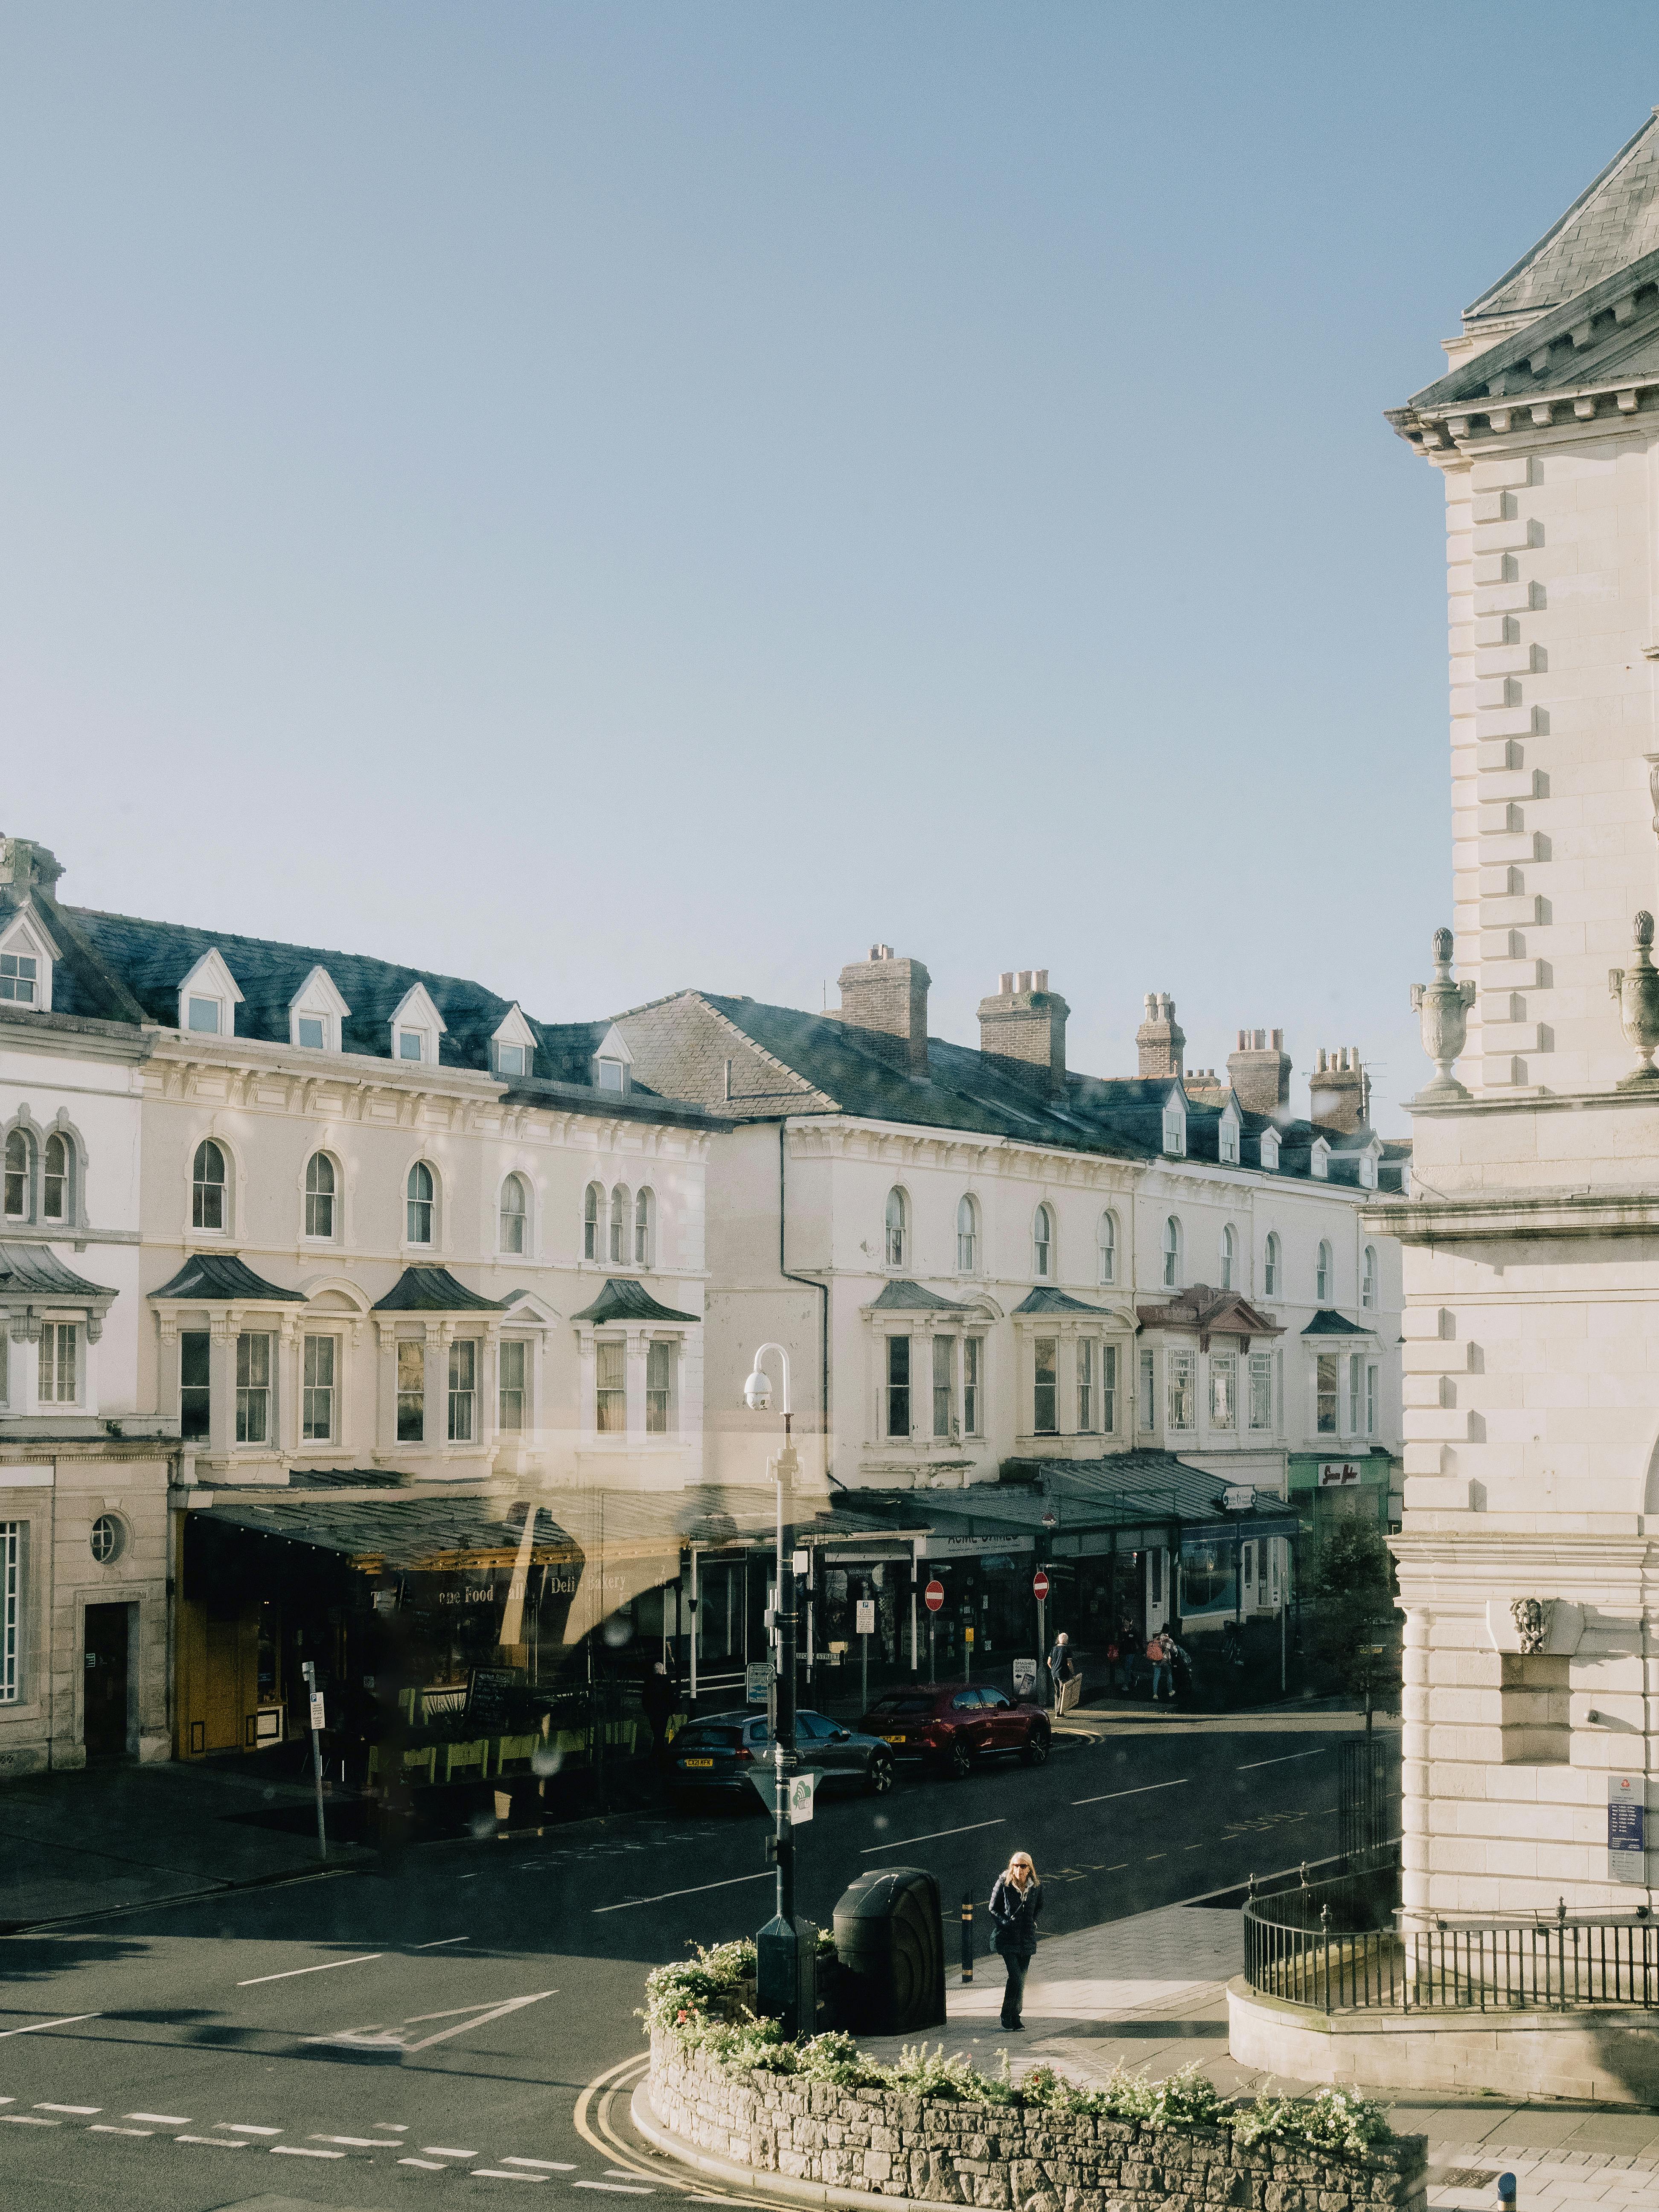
[831,1866,945,2034]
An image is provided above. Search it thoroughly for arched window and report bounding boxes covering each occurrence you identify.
[634,1186,654,1267]
[500,1173,528,1255]
[885,1187,907,1268]
[1221,1223,1236,1292]
[1316,1240,1332,1304]
[1162,1215,1182,1289]
[43,1132,70,1222]
[956,1193,978,1273]
[192,1139,226,1232]
[3,1128,31,1220]
[304,1152,336,1239]
[610,1185,630,1265]
[1264,1232,1281,1298]
[1362,1243,1377,1310]
[1032,1204,1054,1279]
[1097,1210,1117,1286]
[406,1160,434,1245]
[583,1180,602,1261]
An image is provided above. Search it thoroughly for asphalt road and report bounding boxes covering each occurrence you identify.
[0,1711,1379,2212]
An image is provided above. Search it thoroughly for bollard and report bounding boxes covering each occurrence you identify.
[960,1892,974,1983]
[1497,2177,1516,2209]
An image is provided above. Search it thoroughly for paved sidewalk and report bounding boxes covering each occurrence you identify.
[861,1901,1659,2211]
[0,1756,374,1927]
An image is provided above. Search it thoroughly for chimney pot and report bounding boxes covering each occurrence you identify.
[1001,971,1015,994]
[1033,968,1048,992]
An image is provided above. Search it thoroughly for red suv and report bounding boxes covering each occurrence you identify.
[858,1682,1050,1779]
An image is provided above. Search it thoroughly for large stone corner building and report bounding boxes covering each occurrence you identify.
[1384,108,1659,1913]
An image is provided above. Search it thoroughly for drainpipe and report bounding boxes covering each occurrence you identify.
[778,1123,835,1487]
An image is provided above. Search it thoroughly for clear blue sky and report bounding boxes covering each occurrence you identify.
[4,6,1656,1128]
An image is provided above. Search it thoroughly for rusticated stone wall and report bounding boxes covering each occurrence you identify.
[649,2038,1428,2212]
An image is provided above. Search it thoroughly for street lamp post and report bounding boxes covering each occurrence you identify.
[742,1343,813,2038]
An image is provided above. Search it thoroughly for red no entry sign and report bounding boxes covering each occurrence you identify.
[923,1578,945,1613]
[1032,1570,1050,1601]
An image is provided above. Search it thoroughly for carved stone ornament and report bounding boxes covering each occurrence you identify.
[1509,1596,1552,1656]
[1608,910,1659,1088]
[1409,926,1477,1101]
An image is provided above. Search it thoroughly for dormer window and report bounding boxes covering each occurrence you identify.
[298,1017,326,1049]
[288,965,349,1054]
[1162,1108,1185,1156]
[590,1022,634,1095]
[491,1002,537,1082]
[1259,1129,1280,1171]
[1311,1141,1330,1181]
[1359,1153,1377,1190]
[597,1057,626,1093]
[0,952,37,1004]
[176,948,243,1041]
[1219,1112,1240,1165]
[388,982,445,1068]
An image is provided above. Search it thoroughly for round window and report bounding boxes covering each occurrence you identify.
[90,1514,124,1564]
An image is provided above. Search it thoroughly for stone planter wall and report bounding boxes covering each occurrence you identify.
[648,2037,1428,2212]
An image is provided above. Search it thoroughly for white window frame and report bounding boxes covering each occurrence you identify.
[388,982,446,1068]
[1210,1351,1237,1431]
[956,1193,978,1275]
[1316,1240,1332,1304]
[0,1521,19,1702]
[38,1320,78,1406]
[1138,1347,1156,1432]
[609,1185,631,1266]
[1162,1215,1182,1289]
[235,1330,273,1444]
[963,1333,983,1435]
[1259,1129,1280,1170]
[4,1125,33,1222]
[1263,1232,1280,1298]
[1097,1210,1116,1285]
[287,965,350,1054]
[42,1129,73,1226]
[1033,1335,1058,1435]
[885,1187,907,1269]
[583,1181,602,1262]
[596,1337,627,1434]
[0,906,56,1013]
[302,1332,337,1443]
[491,1002,538,1082]
[1362,1244,1377,1310]
[500,1173,529,1256]
[396,1339,425,1441]
[634,1186,654,1268]
[1219,1110,1240,1165]
[406,1161,436,1246]
[1248,1349,1273,1431]
[1220,1223,1235,1292]
[1076,1338,1095,1433]
[1162,1106,1185,1156]
[175,947,243,1039]
[1166,1347,1195,1431]
[499,1337,530,1432]
[192,1137,230,1234]
[1102,1342,1118,1433]
[303,1151,338,1242]
[646,1337,675,1435]
[1032,1204,1054,1280]
[448,1339,478,1443]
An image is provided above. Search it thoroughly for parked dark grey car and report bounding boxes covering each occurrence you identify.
[670,1707,895,1806]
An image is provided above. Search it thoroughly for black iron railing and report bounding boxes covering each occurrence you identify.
[1243,1865,1659,2014]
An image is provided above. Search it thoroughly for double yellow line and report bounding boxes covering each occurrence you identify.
[573,2051,774,2208]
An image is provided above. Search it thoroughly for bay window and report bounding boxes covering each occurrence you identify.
[932,1335,954,1438]
[448,1340,477,1442]
[596,1340,626,1434]
[1166,1348,1195,1431]
[500,1339,527,1432]
[646,1339,672,1434]
[1033,1337,1057,1434]
[885,1336,911,1438]
[397,1341,425,1441]
[303,1334,335,1443]
[1210,1352,1236,1430]
[236,1332,271,1443]
[39,1323,77,1406]
[1316,1353,1339,1434]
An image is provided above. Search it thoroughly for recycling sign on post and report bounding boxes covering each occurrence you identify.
[748,1768,821,1824]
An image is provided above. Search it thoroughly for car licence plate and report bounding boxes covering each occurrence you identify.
[683,1757,714,1768]
[882,1734,906,1744]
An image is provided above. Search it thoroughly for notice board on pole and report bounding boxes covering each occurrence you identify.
[1609,1773,1647,1884]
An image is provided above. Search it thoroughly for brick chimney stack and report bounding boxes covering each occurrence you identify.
[1135,992,1185,1080]
[978,968,1069,1095]
[1309,1045,1370,1134]
[833,944,931,1077]
[1226,1027,1292,1118]
[0,836,64,900]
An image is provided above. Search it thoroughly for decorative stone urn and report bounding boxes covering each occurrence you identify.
[1410,926,1476,1100]
[1608,911,1659,1088]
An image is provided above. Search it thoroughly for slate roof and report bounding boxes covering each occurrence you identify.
[151,1253,307,1302]
[372,1266,509,1315]
[1465,110,1659,326]
[858,1452,1298,1540]
[617,991,1387,1185]
[1011,1287,1117,1317]
[867,1280,976,1313]
[569,1277,700,1325]
[1302,1309,1371,1336]
[0,1243,117,1302]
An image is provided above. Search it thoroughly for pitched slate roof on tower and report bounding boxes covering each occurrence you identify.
[1466,110,1659,326]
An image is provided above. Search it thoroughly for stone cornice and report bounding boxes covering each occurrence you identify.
[1390,378,1659,463]
[1371,1189,1659,1242]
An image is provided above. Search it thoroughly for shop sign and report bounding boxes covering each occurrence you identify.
[1013,1657,1038,1696]
[1610,1774,1646,1883]
[922,1533,1034,1559]
[1318,1461,1365,1488]
[1222,1485,1255,1512]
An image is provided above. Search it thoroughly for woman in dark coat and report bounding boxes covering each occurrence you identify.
[987,1851,1042,2031]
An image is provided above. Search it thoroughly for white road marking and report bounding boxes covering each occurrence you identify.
[238,1952,382,1986]
[593,1871,771,1914]
[2,2115,61,2126]
[273,2144,345,2158]
[413,1935,470,1948]
[176,2134,249,2147]
[38,2102,100,2113]
[378,2122,410,2129]
[222,2123,282,2135]
[403,1991,555,2051]
[316,2133,404,2146]
[505,2158,578,2170]
[1235,1749,1330,1770]
[0,2011,100,2038]
[425,2145,481,2157]
[402,2157,447,2168]
[474,2173,546,2183]
[574,2183,654,2195]
[89,2125,152,2137]
[861,1818,1005,1854]
[130,2112,190,2125]
[1072,1778,1190,1807]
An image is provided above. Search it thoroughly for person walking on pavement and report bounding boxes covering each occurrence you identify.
[988,1850,1043,2031]
[1148,1627,1173,1703]
[641,1660,677,1763]
[1047,1632,1076,1713]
